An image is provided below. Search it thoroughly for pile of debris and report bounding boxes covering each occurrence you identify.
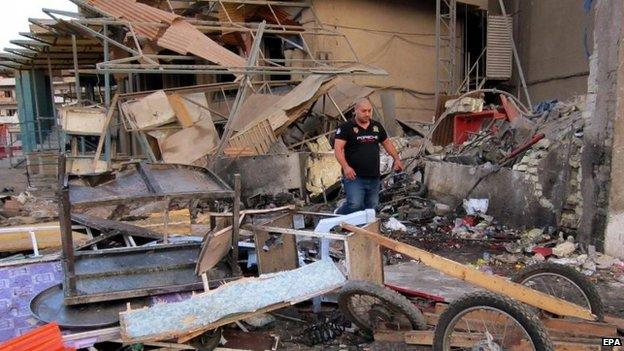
[0,191,57,226]
[430,94,585,170]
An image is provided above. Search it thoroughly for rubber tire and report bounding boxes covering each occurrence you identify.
[433,291,554,351]
[512,262,604,320]
[338,280,427,334]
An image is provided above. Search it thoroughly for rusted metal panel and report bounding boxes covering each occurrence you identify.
[157,19,247,68]
[68,163,233,206]
[86,0,246,68]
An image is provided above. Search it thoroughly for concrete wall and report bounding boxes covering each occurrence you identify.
[425,160,559,229]
[308,0,456,124]
[424,135,575,229]
[500,0,591,103]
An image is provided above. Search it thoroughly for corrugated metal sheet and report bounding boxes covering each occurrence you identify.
[157,19,246,68]
[0,322,73,351]
[486,15,513,80]
[89,0,178,40]
[87,0,245,68]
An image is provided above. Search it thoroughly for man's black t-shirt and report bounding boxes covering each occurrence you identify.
[334,119,388,178]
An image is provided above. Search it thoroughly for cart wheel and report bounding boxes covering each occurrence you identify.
[512,262,604,320]
[187,327,222,351]
[433,291,554,351]
[337,280,426,335]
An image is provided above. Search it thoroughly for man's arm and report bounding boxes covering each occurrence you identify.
[334,139,357,180]
[381,138,404,172]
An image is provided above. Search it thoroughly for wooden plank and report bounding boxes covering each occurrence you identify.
[123,90,176,130]
[195,225,233,275]
[0,223,88,253]
[605,314,624,331]
[69,158,108,175]
[93,91,120,166]
[122,209,192,235]
[253,213,298,274]
[400,330,604,350]
[341,223,596,321]
[160,117,219,165]
[223,147,255,157]
[345,221,383,284]
[425,311,617,338]
[168,93,195,128]
[542,317,618,337]
[71,213,162,239]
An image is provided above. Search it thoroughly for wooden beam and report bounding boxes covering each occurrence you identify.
[0,222,88,253]
[345,221,383,284]
[341,223,596,321]
[93,91,119,167]
[542,317,617,337]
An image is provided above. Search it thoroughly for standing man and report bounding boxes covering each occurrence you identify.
[334,97,403,214]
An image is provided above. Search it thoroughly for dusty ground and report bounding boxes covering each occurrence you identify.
[0,159,28,194]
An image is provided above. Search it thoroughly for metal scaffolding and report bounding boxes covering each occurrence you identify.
[0,0,384,169]
[435,0,458,106]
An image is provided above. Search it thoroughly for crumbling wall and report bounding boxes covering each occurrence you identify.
[578,0,622,250]
[424,155,569,229]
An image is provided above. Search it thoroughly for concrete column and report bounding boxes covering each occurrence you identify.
[578,0,623,252]
[604,1,624,259]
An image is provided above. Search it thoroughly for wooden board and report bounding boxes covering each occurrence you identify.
[342,224,596,321]
[0,223,88,253]
[430,304,618,338]
[392,330,606,350]
[230,93,282,131]
[122,209,192,235]
[59,106,107,135]
[253,213,298,274]
[167,93,195,128]
[67,158,108,175]
[195,225,233,275]
[123,90,176,130]
[159,117,219,165]
[345,221,383,284]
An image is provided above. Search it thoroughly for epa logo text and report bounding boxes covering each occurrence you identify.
[602,337,622,346]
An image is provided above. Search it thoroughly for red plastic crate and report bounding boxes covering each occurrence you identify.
[0,323,74,351]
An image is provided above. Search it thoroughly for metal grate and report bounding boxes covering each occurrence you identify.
[486,15,513,80]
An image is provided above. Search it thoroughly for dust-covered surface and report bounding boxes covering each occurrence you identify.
[121,260,346,340]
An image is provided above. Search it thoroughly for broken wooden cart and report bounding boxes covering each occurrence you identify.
[340,223,623,351]
[242,214,621,350]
